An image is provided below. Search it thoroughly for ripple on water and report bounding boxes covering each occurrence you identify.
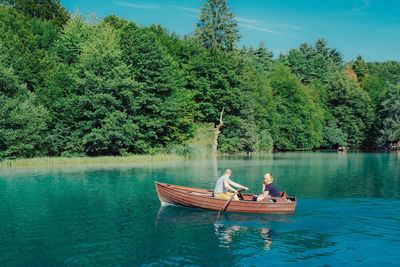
[0,153,399,266]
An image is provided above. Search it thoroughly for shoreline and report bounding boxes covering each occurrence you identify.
[0,154,186,168]
[1,149,398,168]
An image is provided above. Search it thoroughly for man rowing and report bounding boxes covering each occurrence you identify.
[213,169,248,200]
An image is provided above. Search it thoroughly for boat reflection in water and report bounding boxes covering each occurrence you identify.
[156,205,294,251]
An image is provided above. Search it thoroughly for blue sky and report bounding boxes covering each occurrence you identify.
[61,0,400,62]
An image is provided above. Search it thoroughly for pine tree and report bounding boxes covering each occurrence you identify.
[352,55,369,80]
[194,0,240,51]
[251,41,274,73]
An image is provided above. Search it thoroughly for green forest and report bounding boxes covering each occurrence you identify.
[0,0,400,160]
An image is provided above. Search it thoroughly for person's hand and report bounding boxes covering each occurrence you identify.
[244,187,249,191]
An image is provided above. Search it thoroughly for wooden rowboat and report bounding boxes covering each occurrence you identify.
[155,182,296,214]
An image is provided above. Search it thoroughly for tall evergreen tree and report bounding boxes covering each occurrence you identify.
[286,39,342,84]
[352,55,369,80]
[250,41,274,73]
[286,48,308,82]
[194,0,240,51]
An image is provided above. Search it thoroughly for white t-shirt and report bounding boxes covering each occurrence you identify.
[213,174,231,195]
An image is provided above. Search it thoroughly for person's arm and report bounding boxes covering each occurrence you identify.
[229,180,248,191]
[224,180,238,193]
[256,191,269,201]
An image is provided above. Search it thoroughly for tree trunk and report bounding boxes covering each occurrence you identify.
[213,108,224,157]
[213,108,224,177]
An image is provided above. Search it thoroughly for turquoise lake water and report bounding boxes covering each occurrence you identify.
[0,152,399,266]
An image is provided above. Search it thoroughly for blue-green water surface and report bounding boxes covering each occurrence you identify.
[0,152,399,266]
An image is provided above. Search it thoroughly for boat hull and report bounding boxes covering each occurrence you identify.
[155,182,296,214]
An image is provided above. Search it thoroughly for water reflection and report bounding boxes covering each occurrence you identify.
[215,224,245,247]
[1,152,399,265]
[156,205,294,226]
[156,205,294,252]
[260,227,273,250]
[214,224,275,251]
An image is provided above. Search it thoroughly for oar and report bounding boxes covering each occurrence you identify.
[217,189,245,219]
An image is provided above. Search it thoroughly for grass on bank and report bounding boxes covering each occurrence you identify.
[0,154,185,167]
[0,124,216,167]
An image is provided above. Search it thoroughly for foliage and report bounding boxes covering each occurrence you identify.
[167,123,214,158]
[267,64,324,150]
[194,0,240,51]
[282,38,343,84]
[1,0,69,27]
[351,55,368,81]
[367,61,400,85]
[52,16,140,156]
[380,84,400,142]
[326,72,374,146]
[0,56,48,158]
[0,0,399,160]
[119,22,193,153]
[0,6,59,91]
[247,42,274,74]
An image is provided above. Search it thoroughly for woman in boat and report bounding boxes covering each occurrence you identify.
[213,169,248,200]
[255,173,280,201]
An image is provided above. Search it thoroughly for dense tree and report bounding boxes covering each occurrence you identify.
[286,48,308,82]
[183,47,246,152]
[380,84,400,142]
[0,53,49,158]
[329,48,344,71]
[120,22,193,153]
[103,14,129,31]
[250,42,274,73]
[48,16,140,156]
[194,0,240,51]
[284,38,342,84]
[241,56,274,151]
[0,92,49,158]
[268,65,324,150]
[0,1,398,160]
[326,72,374,146]
[360,74,386,106]
[351,55,368,81]
[0,6,59,92]
[51,12,90,65]
[1,0,69,27]
[367,61,400,85]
